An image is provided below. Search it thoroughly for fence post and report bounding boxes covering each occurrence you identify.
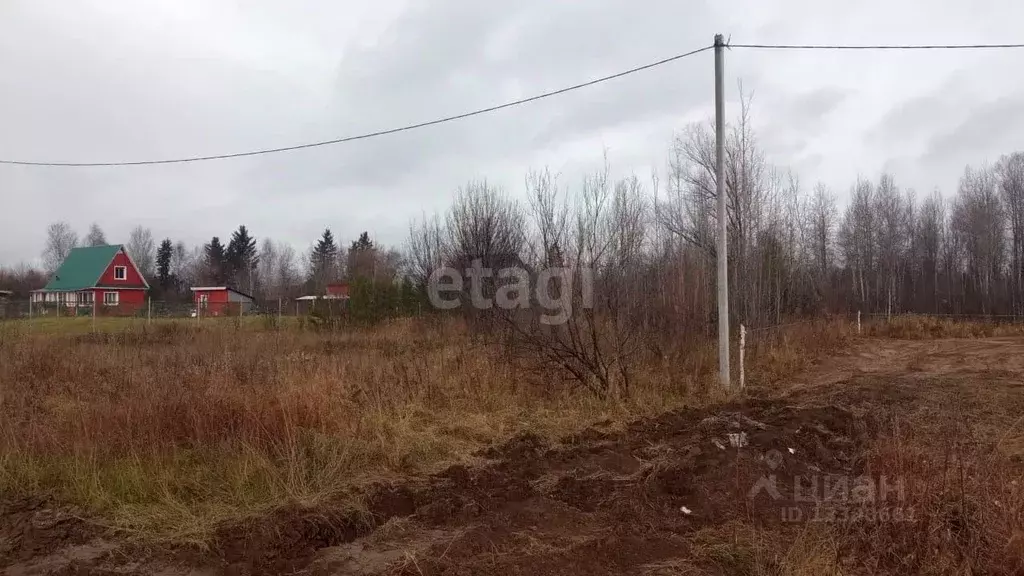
[739,324,746,391]
[857,310,861,335]
[92,294,97,333]
[28,297,32,322]
[147,297,152,325]
[278,298,282,324]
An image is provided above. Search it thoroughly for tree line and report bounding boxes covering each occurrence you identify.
[0,222,404,305]
[4,96,1024,324]
[404,96,1024,337]
[391,97,1024,398]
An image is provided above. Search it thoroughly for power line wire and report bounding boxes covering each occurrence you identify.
[730,42,1024,50]
[7,40,1024,168]
[0,44,714,168]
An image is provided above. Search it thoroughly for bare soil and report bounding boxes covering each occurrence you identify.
[5,336,1024,575]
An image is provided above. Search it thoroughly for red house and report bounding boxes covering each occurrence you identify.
[31,244,149,315]
[190,286,254,316]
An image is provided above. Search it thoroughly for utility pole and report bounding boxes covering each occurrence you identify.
[714,33,730,389]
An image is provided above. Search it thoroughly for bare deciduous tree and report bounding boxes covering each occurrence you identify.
[807,183,838,304]
[914,192,944,313]
[873,174,913,316]
[42,221,78,274]
[126,226,156,279]
[952,165,1005,314]
[408,213,446,291]
[170,241,191,286]
[84,223,107,247]
[276,243,300,298]
[500,166,653,399]
[997,152,1024,313]
[0,263,47,296]
[445,181,526,271]
[256,238,278,298]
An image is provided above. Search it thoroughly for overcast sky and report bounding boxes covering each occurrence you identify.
[1,1,1023,266]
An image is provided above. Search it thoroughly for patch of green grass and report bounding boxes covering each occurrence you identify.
[0,315,300,335]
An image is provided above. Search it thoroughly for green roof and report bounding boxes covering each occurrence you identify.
[42,244,122,292]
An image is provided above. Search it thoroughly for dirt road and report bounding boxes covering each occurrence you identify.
[5,337,1024,575]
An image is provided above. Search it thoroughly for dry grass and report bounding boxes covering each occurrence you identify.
[835,391,1024,573]
[740,316,1024,574]
[744,319,854,388]
[6,314,1024,572]
[865,314,1024,339]
[805,330,1024,574]
[642,522,841,575]
[0,316,845,543]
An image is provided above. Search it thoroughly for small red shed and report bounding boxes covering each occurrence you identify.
[326,282,350,299]
[190,286,254,317]
[295,282,350,313]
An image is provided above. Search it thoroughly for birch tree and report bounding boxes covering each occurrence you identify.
[42,221,78,274]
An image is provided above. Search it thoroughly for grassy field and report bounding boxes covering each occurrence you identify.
[0,315,848,543]
[7,315,1023,574]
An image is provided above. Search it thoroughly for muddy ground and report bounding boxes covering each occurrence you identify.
[5,337,1024,575]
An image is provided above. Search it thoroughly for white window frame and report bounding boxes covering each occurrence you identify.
[114,266,127,281]
[199,293,209,308]
[103,291,119,306]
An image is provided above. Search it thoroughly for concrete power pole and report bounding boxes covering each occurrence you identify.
[714,34,730,389]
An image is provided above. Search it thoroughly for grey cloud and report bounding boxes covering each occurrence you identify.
[865,72,973,147]
[310,0,719,186]
[921,94,1024,168]
[785,88,847,130]
[758,87,848,161]
[240,0,722,211]
[4,1,1024,266]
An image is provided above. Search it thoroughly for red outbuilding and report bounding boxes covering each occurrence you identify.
[326,282,350,299]
[295,281,350,313]
[190,286,254,316]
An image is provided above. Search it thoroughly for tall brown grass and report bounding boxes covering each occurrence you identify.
[833,377,1024,574]
[866,315,1024,339]
[0,317,847,541]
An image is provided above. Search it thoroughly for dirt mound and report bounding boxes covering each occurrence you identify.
[210,504,370,575]
[0,497,99,566]
[370,400,865,576]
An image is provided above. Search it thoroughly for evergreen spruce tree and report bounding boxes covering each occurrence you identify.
[204,236,227,284]
[347,231,378,280]
[309,228,339,291]
[156,238,173,291]
[226,225,258,292]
